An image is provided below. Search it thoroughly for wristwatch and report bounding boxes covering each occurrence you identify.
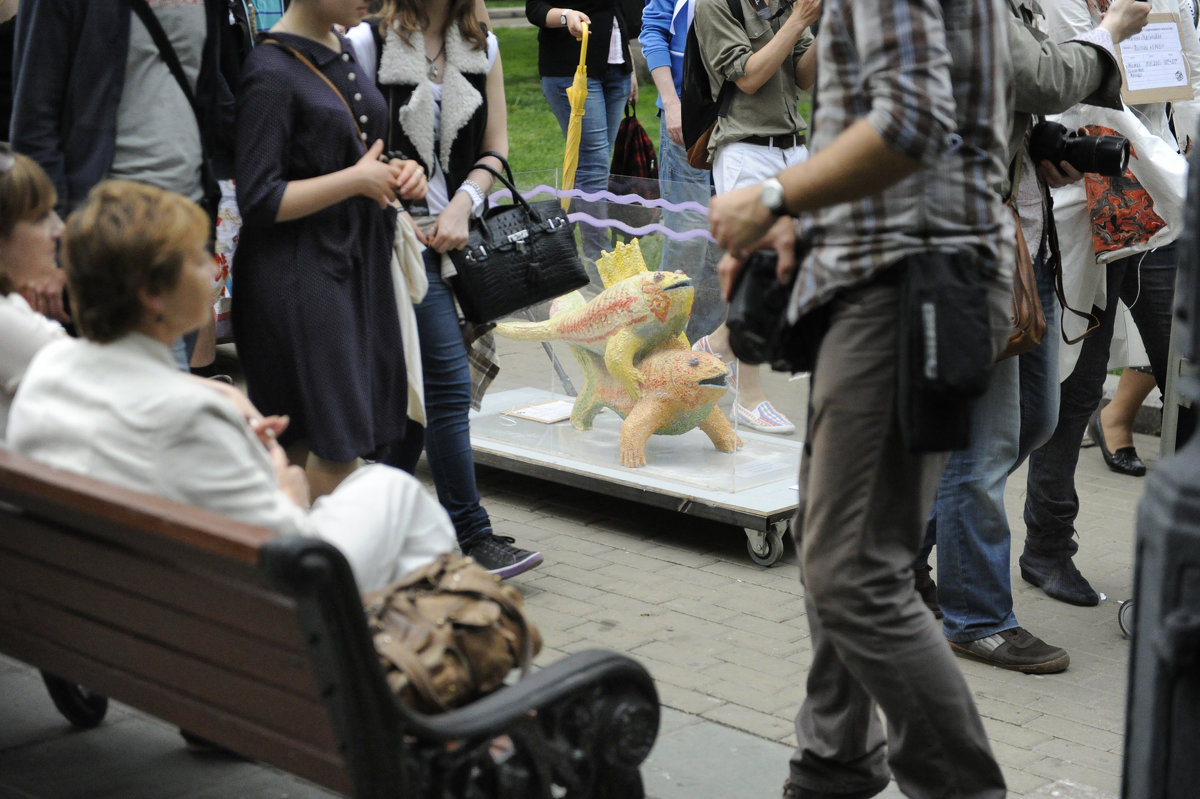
[760,177,788,217]
[560,10,569,26]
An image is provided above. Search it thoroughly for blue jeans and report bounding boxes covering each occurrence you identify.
[542,65,630,261]
[926,255,1061,641]
[386,249,492,549]
[658,128,723,342]
[1024,244,1177,555]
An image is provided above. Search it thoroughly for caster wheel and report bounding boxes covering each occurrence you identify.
[41,672,108,728]
[1118,600,1135,639]
[746,524,786,567]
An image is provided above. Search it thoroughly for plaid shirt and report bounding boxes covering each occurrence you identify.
[791,0,1013,318]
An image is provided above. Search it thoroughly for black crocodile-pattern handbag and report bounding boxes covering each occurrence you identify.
[448,155,588,324]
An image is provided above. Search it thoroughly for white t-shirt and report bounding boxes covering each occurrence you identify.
[0,292,65,444]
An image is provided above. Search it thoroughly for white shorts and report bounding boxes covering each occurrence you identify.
[713,140,809,195]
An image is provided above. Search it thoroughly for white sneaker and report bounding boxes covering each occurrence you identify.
[734,401,795,435]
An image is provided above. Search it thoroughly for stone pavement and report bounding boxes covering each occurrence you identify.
[0,337,1150,798]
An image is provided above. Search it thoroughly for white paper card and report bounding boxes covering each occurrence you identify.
[502,399,576,424]
[1116,15,1195,103]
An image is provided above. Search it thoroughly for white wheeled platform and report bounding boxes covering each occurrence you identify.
[470,387,802,566]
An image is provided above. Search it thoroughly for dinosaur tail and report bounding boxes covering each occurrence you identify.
[492,318,557,341]
[493,291,587,341]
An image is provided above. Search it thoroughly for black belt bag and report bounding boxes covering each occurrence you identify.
[894,250,993,453]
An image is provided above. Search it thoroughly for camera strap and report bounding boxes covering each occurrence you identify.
[1043,183,1101,345]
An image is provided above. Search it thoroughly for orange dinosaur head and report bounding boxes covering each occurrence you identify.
[639,271,694,324]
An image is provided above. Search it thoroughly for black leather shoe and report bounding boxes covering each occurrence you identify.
[1088,413,1146,476]
[913,565,943,619]
[1019,549,1099,606]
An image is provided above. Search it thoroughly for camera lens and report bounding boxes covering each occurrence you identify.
[1063,133,1130,178]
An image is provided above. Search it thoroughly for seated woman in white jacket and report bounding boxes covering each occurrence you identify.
[8,180,456,593]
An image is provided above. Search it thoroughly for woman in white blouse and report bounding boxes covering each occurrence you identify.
[0,144,67,444]
[9,180,455,592]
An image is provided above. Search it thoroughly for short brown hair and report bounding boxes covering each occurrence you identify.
[0,148,58,294]
[62,180,209,343]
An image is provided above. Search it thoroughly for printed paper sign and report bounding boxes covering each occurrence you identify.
[1117,14,1195,104]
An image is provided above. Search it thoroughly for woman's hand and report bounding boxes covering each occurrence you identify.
[266,435,311,509]
[17,268,68,323]
[629,70,638,105]
[563,9,590,38]
[421,192,473,253]
[391,158,428,200]
[355,139,405,208]
[248,414,292,447]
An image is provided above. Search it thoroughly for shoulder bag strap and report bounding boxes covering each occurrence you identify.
[130,0,202,120]
[1043,182,1101,345]
[261,37,367,153]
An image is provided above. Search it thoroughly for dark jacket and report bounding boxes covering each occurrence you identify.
[10,0,235,213]
[525,0,634,78]
[375,22,491,196]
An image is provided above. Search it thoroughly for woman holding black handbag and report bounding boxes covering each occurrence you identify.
[348,0,543,579]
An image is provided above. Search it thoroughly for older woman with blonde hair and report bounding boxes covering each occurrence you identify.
[0,144,67,443]
[9,180,455,592]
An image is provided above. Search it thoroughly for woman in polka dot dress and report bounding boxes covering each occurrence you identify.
[232,0,428,499]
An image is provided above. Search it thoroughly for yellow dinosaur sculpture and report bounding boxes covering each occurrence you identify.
[495,240,742,467]
[494,239,693,398]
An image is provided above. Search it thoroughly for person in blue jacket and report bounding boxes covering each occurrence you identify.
[638,0,722,343]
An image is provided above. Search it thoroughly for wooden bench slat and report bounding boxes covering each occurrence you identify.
[0,624,353,796]
[0,450,274,565]
[1,515,305,649]
[0,587,338,751]
[0,554,320,697]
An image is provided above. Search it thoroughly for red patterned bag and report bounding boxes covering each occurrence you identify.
[1082,125,1167,256]
[608,102,661,228]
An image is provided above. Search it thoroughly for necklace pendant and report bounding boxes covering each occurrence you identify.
[427,62,439,80]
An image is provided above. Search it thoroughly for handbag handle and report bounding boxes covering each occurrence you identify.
[475,150,517,190]
[472,163,535,217]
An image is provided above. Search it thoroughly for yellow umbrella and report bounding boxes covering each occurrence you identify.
[560,21,590,211]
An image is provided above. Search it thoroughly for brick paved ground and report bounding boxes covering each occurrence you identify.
[1,337,1150,797]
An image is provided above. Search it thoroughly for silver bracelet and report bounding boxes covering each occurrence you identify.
[456,180,485,210]
[461,178,486,199]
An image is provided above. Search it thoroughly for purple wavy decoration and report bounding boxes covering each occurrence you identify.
[488,184,711,215]
[486,184,716,243]
[565,212,716,242]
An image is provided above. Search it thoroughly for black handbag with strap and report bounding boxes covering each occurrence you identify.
[447,153,588,324]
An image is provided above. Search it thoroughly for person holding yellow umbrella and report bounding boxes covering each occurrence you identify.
[525,0,637,264]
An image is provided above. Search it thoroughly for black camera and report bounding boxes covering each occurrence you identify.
[726,247,827,374]
[1029,121,1130,177]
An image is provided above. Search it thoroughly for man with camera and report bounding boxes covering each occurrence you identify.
[709,0,1013,794]
[1016,0,1200,609]
[914,0,1150,675]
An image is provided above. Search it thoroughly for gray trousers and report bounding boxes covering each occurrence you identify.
[788,270,1009,798]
